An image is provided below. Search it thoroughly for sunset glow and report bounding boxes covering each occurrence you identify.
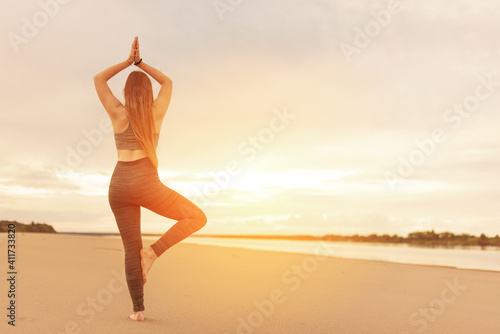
[1,0,499,237]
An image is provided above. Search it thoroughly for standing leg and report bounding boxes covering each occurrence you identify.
[110,203,145,313]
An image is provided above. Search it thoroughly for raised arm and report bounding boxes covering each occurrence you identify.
[136,60,173,120]
[93,37,138,118]
[137,61,171,86]
[93,60,129,118]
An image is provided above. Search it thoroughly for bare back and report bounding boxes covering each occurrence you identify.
[112,101,168,162]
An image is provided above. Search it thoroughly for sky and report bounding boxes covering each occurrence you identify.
[0,0,499,236]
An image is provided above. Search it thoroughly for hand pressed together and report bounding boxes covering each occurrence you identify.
[127,36,141,65]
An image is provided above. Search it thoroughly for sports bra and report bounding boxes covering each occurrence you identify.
[114,122,159,150]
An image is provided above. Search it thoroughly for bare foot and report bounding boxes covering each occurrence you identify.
[129,311,144,321]
[140,246,158,284]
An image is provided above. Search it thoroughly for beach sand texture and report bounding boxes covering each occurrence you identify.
[1,233,499,334]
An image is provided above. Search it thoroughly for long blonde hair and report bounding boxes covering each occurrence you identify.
[123,71,158,168]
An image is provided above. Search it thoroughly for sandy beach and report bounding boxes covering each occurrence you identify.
[1,233,499,334]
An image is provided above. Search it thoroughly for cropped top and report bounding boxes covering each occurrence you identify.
[114,123,159,150]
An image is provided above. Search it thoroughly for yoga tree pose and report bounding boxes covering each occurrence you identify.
[94,36,207,321]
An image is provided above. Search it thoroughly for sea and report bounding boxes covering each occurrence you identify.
[138,235,500,272]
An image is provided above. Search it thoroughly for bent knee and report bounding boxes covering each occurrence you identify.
[193,209,207,229]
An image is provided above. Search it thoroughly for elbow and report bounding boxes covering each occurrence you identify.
[93,73,106,83]
[162,76,172,87]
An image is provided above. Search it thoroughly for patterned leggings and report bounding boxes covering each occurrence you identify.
[108,157,207,312]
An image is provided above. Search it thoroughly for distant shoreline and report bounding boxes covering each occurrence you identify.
[56,231,500,249]
[3,219,500,248]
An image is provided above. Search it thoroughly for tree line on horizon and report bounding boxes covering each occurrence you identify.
[0,220,57,233]
[211,229,500,247]
[322,230,500,247]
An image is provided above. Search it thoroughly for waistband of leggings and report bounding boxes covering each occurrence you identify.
[115,157,154,168]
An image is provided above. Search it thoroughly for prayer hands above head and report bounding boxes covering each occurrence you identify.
[128,36,141,65]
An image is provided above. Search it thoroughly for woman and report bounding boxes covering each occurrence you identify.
[94,36,207,321]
